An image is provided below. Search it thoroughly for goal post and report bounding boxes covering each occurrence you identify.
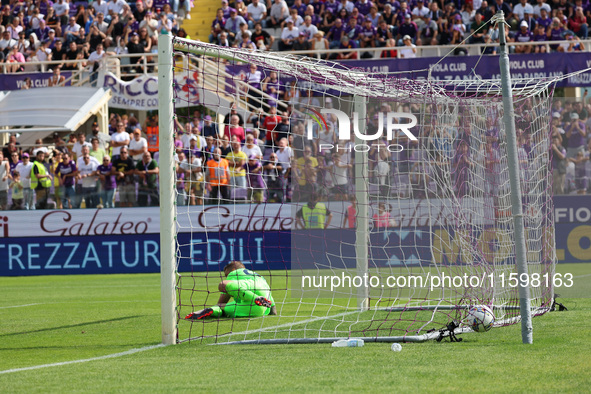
[159,36,557,345]
[158,32,177,345]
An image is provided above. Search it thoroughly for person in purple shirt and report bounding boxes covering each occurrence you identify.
[398,13,418,44]
[56,152,78,209]
[514,21,533,53]
[536,8,552,30]
[337,35,359,59]
[324,0,340,16]
[546,16,565,50]
[244,155,265,203]
[291,0,307,17]
[96,155,116,208]
[359,18,377,48]
[533,24,548,52]
[209,8,226,43]
[344,17,361,42]
[355,0,374,15]
[565,112,587,158]
[220,0,236,19]
[327,18,346,47]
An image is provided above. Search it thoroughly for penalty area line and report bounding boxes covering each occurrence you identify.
[0,344,166,375]
[0,303,42,309]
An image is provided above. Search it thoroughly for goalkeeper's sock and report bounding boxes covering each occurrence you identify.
[224,281,259,305]
[210,306,223,317]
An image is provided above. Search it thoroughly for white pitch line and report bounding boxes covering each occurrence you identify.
[0,344,166,375]
[219,310,361,339]
[0,303,41,309]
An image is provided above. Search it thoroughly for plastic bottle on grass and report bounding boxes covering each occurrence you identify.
[332,338,364,347]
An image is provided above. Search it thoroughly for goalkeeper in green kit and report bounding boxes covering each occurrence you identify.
[185,261,276,320]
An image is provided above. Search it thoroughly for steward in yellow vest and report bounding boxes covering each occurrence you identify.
[31,151,52,209]
[295,193,333,229]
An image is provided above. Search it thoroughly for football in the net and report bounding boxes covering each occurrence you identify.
[465,305,495,332]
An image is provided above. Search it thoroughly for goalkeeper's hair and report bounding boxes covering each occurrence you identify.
[224,261,246,275]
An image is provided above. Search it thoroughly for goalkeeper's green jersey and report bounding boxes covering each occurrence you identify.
[226,268,274,304]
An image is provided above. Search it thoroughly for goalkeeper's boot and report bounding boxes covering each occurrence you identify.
[254,296,272,308]
[185,308,214,320]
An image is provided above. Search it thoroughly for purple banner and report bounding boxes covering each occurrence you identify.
[0,71,72,91]
[346,52,591,87]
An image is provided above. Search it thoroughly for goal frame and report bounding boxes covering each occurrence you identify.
[158,32,554,346]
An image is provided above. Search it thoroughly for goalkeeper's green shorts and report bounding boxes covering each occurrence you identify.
[211,301,270,318]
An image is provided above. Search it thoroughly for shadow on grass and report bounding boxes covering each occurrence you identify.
[0,315,144,337]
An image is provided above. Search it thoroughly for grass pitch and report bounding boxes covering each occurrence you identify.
[0,264,590,392]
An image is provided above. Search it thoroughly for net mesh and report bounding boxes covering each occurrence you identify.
[169,38,556,344]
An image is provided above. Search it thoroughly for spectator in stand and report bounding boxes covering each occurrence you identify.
[566,112,586,158]
[36,39,53,63]
[398,14,418,45]
[242,133,263,159]
[569,150,588,194]
[171,0,191,19]
[89,137,107,163]
[291,0,306,16]
[311,30,330,58]
[293,31,312,54]
[87,121,111,151]
[51,40,67,65]
[139,12,159,46]
[220,0,235,19]
[300,15,319,39]
[246,0,267,28]
[417,14,438,46]
[532,24,548,52]
[14,153,33,210]
[551,132,567,195]
[0,152,10,211]
[344,16,361,45]
[469,13,487,44]
[219,134,232,157]
[251,22,274,50]
[268,0,289,28]
[412,0,430,31]
[514,21,533,53]
[226,138,248,191]
[95,155,115,207]
[56,152,78,209]
[533,0,552,18]
[279,19,299,50]
[327,18,345,48]
[63,16,82,44]
[129,128,148,164]
[562,30,586,52]
[244,155,265,203]
[6,45,25,73]
[10,171,24,210]
[112,148,136,207]
[62,41,81,70]
[110,120,130,160]
[202,115,219,139]
[337,35,359,59]
[205,147,230,204]
[263,152,285,203]
[568,7,588,39]
[78,153,99,208]
[226,114,246,143]
[284,8,303,28]
[0,31,17,54]
[72,131,91,161]
[7,17,23,40]
[380,37,398,57]
[225,9,247,43]
[449,14,466,46]
[536,8,552,31]
[513,0,534,22]
[547,17,565,50]
[373,202,396,228]
[359,17,377,53]
[135,151,159,206]
[399,34,417,58]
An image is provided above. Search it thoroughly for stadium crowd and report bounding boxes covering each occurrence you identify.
[208,0,590,56]
[0,0,192,72]
[0,91,590,210]
[0,0,589,72]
